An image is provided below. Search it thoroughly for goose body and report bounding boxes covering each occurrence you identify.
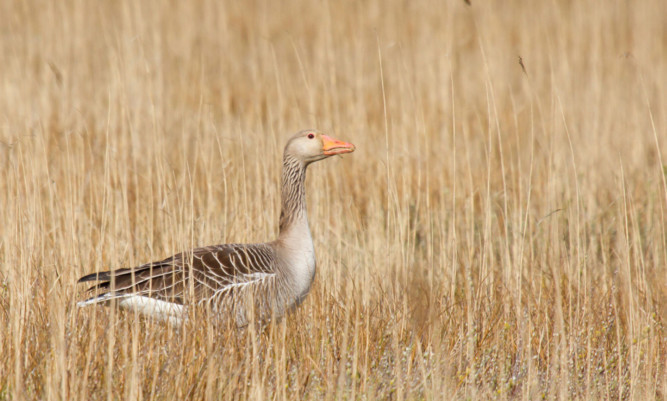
[77,130,355,325]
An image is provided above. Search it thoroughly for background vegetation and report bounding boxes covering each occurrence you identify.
[0,0,665,399]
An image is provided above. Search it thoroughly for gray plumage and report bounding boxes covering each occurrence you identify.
[77,130,355,325]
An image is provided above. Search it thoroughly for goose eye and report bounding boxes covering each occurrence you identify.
[307,133,314,139]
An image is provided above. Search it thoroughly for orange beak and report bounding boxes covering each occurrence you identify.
[322,135,356,156]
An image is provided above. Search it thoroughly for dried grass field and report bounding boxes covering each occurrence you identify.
[0,0,666,399]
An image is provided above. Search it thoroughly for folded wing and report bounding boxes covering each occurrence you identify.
[78,244,277,309]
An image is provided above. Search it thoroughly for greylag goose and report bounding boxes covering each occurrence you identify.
[77,130,355,325]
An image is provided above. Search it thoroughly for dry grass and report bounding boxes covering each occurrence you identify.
[0,0,666,399]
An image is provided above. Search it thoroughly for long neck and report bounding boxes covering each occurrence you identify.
[278,154,308,236]
[275,153,317,301]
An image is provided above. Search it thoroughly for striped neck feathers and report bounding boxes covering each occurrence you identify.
[278,154,308,235]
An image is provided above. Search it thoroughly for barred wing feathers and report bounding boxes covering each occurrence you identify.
[78,244,277,307]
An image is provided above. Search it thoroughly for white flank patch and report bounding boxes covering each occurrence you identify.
[118,295,184,324]
[77,294,184,324]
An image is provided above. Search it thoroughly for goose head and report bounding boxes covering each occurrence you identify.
[285,130,355,164]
